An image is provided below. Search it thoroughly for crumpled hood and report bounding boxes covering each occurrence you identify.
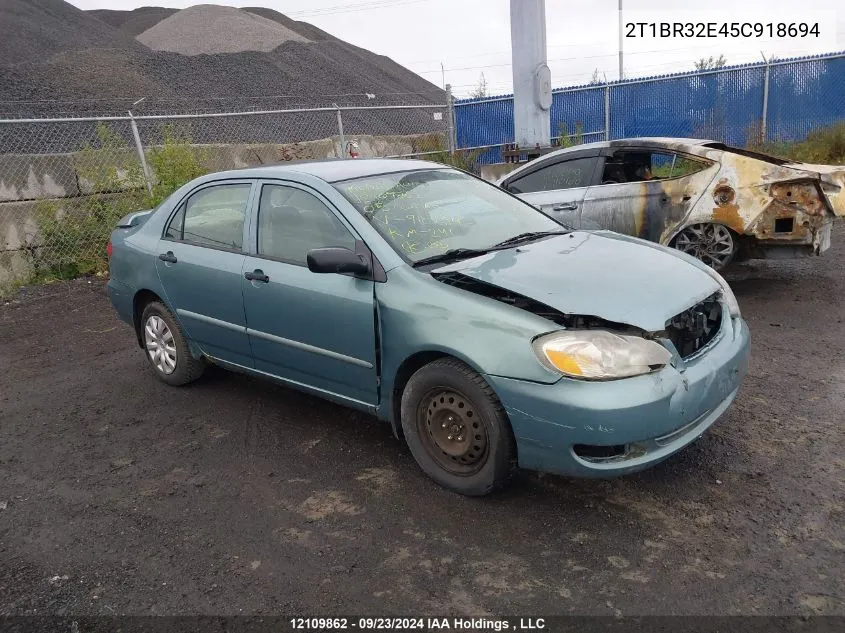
[432,231,721,332]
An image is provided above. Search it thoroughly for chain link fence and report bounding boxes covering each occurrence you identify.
[0,101,454,289]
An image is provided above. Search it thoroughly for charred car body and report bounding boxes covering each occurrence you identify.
[497,138,845,270]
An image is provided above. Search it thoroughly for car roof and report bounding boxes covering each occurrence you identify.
[496,138,718,180]
[559,136,714,152]
[205,158,452,184]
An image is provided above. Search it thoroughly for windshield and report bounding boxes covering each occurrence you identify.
[333,168,562,263]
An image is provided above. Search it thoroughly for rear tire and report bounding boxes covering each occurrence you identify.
[671,223,737,271]
[140,301,205,386]
[400,358,516,496]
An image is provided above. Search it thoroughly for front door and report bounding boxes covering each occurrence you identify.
[241,182,378,407]
[155,181,255,366]
[503,155,601,228]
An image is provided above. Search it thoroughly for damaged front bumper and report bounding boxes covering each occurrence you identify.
[486,314,750,478]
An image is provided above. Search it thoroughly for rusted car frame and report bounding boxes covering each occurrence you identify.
[497,138,845,270]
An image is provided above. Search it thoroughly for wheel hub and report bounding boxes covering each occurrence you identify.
[144,315,177,375]
[430,411,468,456]
[422,390,487,470]
[673,223,735,270]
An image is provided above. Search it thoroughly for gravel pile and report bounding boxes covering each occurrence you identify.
[136,4,310,55]
[0,1,445,151]
[89,7,179,37]
[242,6,339,42]
[0,0,140,65]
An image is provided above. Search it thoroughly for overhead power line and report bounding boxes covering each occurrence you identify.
[287,0,429,18]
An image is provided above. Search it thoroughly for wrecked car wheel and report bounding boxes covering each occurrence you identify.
[672,223,736,270]
[400,359,516,496]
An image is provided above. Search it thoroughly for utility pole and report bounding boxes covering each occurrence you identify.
[618,0,624,80]
[441,62,445,90]
[510,0,551,149]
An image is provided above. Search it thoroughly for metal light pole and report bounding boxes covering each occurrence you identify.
[510,0,551,149]
[618,0,624,81]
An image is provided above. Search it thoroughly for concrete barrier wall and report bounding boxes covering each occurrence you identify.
[0,133,444,288]
[0,133,437,203]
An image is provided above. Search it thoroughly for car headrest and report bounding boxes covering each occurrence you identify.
[265,204,305,225]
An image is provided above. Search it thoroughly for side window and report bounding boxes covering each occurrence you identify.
[165,183,251,250]
[507,157,598,194]
[257,184,356,265]
[164,206,185,240]
[602,151,709,184]
[666,154,711,178]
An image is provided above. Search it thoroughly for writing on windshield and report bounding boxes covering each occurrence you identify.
[341,178,469,256]
[334,169,559,262]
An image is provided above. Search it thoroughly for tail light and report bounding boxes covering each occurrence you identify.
[769,180,827,216]
[107,240,113,259]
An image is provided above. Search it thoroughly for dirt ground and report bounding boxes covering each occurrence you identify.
[1,227,844,618]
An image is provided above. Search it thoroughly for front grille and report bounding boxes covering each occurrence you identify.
[665,294,723,359]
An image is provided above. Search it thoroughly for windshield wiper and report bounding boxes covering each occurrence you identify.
[492,230,570,249]
[412,248,491,268]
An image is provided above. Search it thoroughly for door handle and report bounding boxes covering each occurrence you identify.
[158,251,177,264]
[244,270,270,283]
[552,202,578,211]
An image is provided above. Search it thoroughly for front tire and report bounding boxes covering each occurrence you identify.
[140,301,205,386]
[400,358,516,496]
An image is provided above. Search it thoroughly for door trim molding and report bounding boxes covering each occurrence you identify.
[246,328,374,369]
[177,309,246,333]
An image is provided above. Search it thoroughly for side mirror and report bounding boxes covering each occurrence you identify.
[306,247,370,276]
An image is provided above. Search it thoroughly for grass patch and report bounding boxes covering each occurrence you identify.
[748,121,845,164]
[24,123,210,284]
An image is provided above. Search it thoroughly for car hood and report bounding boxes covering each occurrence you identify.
[431,231,721,332]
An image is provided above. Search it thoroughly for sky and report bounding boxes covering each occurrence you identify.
[68,0,844,98]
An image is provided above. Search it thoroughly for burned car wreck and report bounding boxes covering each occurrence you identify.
[498,137,845,270]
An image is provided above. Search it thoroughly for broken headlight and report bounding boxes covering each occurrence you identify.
[701,268,740,319]
[532,330,673,380]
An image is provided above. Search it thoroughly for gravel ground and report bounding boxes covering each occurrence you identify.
[1,226,844,616]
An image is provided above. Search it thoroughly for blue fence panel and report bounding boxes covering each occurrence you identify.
[551,87,606,142]
[454,96,513,164]
[767,55,845,142]
[454,52,845,161]
[610,65,765,146]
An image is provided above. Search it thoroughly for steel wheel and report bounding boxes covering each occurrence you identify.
[673,223,736,270]
[417,389,489,477]
[144,314,177,375]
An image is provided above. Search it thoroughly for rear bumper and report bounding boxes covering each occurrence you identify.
[107,278,134,326]
[743,218,834,259]
[487,317,750,478]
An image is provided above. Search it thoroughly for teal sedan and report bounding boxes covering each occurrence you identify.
[107,159,749,496]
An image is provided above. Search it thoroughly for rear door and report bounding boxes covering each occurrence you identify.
[155,180,255,367]
[241,180,379,407]
[580,148,716,241]
[501,151,602,228]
